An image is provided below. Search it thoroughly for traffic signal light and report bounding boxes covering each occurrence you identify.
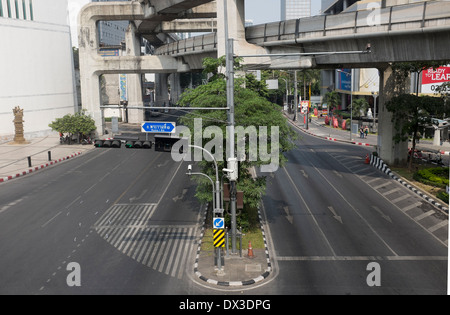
[154,135,187,153]
[94,138,153,149]
[125,140,153,149]
[94,139,121,148]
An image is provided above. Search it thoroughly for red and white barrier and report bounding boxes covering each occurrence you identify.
[0,152,83,183]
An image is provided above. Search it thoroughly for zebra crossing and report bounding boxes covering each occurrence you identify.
[93,203,197,279]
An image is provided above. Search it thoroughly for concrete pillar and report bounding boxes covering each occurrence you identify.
[78,5,104,136]
[433,128,441,146]
[125,24,144,124]
[81,73,104,136]
[169,73,182,105]
[377,65,408,165]
[155,73,170,108]
[216,0,267,59]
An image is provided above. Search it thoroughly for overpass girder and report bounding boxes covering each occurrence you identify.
[156,19,217,33]
[151,0,214,15]
[92,55,190,76]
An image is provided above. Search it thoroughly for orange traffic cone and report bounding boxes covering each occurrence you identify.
[247,241,255,259]
[365,154,370,164]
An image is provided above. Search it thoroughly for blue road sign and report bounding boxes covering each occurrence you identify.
[213,218,225,229]
[141,122,176,133]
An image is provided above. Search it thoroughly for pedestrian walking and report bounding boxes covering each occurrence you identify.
[364,126,369,139]
[359,126,364,139]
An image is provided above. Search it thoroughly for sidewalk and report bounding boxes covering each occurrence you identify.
[0,133,94,183]
[290,113,377,147]
[289,113,450,156]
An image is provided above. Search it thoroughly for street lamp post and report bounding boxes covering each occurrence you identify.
[372,91,378,133]
[350,68,354,141]
[187,145,224,271]
[189,145,221,214]
[280,77,289,112]
[294,70,298,122]
[337,69,354,140]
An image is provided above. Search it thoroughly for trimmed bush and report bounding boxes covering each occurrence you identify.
[437,191,449,204]
[413,167,449,189]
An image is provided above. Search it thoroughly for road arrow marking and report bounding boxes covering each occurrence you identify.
[173,189,188,202]
[283,206,294,224]
[327,206,343,224]
[129,189,148,203]
[372,206,392,223]
[157,160,169,168]
[300,169,309,179]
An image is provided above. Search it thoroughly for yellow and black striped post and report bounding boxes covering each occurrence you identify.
[213,229,225,248]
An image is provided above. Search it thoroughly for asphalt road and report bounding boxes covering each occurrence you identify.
[256,128,448,295]
[0,146,206,294]
[0,120,447,296]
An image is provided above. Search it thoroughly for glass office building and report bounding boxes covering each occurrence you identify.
[281,0,311,20]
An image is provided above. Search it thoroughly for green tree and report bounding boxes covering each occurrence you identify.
[324,90,340,113]
[245,72,269,99]
[177,58,297,213]
[352,98,369,118]
[49,111,96,144]
[386,94,448,169]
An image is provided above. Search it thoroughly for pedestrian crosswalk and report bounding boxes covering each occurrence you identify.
[93,203,197,279]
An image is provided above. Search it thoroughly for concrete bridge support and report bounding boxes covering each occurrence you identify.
[78,2,190,135]
[125,23,144,124]
[169,73,182,105]
[216,0,269,65]
[155,73,170,108]
[377,65,408,166]
[216,0,312,70]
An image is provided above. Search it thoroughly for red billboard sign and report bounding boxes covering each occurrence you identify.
[422,66,450,93]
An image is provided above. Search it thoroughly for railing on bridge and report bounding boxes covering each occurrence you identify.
[155,1,450,57]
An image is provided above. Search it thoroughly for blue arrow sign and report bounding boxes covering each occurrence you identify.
[141,122,176,133]
[213,218,224,229]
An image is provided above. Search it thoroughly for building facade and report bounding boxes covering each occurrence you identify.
[281,0,311,20]
[92,0,128,47]
[0,0,77,140]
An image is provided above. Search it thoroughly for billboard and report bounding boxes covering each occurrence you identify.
[422,66,450,94]
[337,69,351,91]
[119,74,127,101]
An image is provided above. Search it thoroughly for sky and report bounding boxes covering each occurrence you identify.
[68,0,323,46]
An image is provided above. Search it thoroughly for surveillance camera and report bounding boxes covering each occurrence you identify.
[366,43,372,53]
[188,165,192,171]
[222,168,234,173]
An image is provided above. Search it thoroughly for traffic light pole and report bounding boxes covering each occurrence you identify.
[223,0,239,255]
[188,145,224,271]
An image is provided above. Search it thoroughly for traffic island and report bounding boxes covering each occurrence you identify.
[194,204,272,287]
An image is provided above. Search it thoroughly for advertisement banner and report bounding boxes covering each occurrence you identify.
[119,74,127,101]
[422,66,450,94]
[338,69,351,91]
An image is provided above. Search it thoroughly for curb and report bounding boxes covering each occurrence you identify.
[288,117,376,148]
[193,204,272,287]
[370,155,449,213]
[0,152,83,184]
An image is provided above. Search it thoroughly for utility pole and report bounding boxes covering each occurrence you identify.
[223,0,238,255]
[294,71,298,122]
